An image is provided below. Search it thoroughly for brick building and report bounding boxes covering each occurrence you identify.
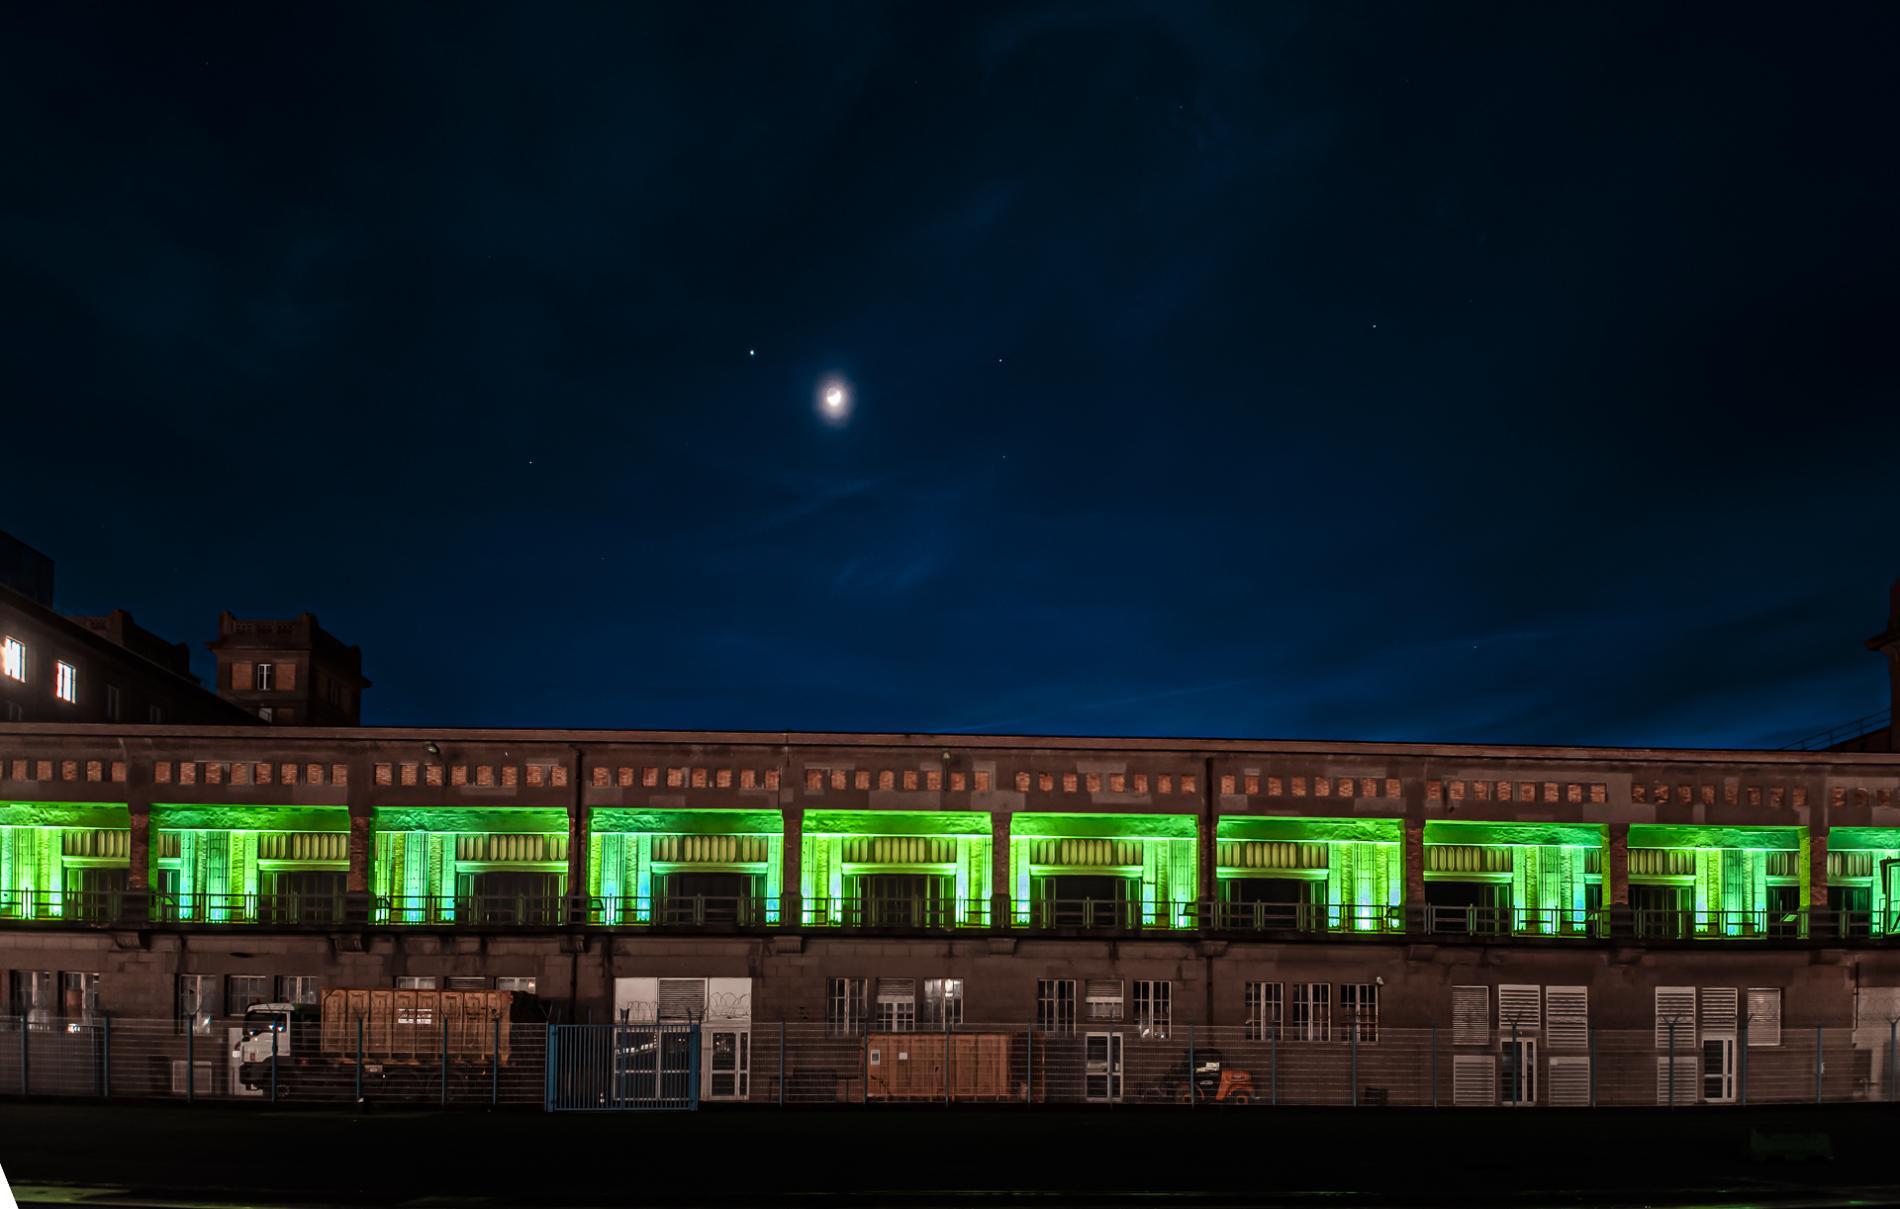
[0,576,1893,1106]
[0,532,368,730]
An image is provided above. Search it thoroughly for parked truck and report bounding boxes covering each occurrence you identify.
[235,987,543,1100]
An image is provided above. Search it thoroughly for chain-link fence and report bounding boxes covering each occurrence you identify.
[0,1017,548,1106]
[1,1019,1895,1110]
[743,1023,1886,1108]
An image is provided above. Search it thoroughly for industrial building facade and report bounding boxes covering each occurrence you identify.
[1,722,1899,1104]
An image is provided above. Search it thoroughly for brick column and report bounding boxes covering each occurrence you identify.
[1403,818,1427,919]
[346,756,374,895]
[125,770,151,894]
[1804,829,1829,913]
[1607,822,1629,906]
[990,810,1012,927]
[567,749,588,924]
[781,806,803,926]
[1198,762,1217,915]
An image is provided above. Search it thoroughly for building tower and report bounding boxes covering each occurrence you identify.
[207,612,370,725]
[1868,577,1900,752]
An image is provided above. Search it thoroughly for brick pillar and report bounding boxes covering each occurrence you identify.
[125,772,151,895]
[782,806,803,926]
[1198,762,1217,914]
[567,749,588,924]
[345,753,375,897]
[990,810,1012,927]
[1607,822,1629,906]
[1403,818,1427,919]
[1804,829,1829,914]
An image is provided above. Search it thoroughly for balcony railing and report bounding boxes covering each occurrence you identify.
[15,892,1900,943]
[150,892,352,926]
[0,891,129,924]
[1416,905,1608,939]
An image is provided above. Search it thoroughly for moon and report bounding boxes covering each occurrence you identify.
[816,377,852,424]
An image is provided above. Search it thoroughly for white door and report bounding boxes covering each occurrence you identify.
[1701,1035,1736,1103]
[1500,1037,1537,1106]
[706,1026,750,1100]
[1085,1031,1123,1102]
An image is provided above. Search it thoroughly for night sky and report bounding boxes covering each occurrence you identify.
[5,3,1895,747]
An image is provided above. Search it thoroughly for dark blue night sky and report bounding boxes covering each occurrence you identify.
[4,3,1895,747]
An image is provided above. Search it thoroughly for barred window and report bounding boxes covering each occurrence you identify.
[874,978,917,1031]
[1245,981,1283,1041]
[1036,978,1076,1035]
[1084,978,1124,1023]
[276,976,321,1006]
[1132,980,1171,1039]
[827,977,867,1037]
[1292,982,1331,1042]
[177,974,218,1035]
[1341,983,1379,1043]
[922,978,963,1027]
[225,975,270,1016]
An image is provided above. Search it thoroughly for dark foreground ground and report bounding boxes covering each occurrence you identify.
[4,1101,1900,1208]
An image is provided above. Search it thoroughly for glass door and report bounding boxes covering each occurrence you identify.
[1499,1037,1537,1106]
[1085,1031,1123,1102]
[706,1026,750,1099]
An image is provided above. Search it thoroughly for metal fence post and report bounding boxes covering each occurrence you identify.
[778,1019,785,1106]
[441,1013,449,1106]
[1271,1028,1278,1106]
[270,1019,279,1103]
[185,1021,193,1104]
[861,1028,868,1104]
[944,1009,951,1106]
[1431,1023,1438,1109]
[356,1015,364,1103]
[1510,1022,1519,1106]
[492,1014,500,1106]
[689,1022,702,1109]
[1188,1025,1196,1109]
[1588,1026,1596,1107]
[1350,1021,1359,1107]
[101,1015,110,1098]
[1739,1013,1749,1106]
[1665,1020,1676,1107]
[1025,1022,1033,1105]
[1815,1025,1823,1104]
[18,1015,27,1097]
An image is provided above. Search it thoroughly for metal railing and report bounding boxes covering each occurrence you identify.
[1778,707,1892,751]
[1416,905,1607,938]
[19,893,1900,945]
[2,1018,1894,1111]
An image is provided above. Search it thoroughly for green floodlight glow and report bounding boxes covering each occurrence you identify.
[151,803,351,923]
[1214,816,1401,933]
[1421,821,1607,936]
[371,807,570,924]
[0,804,132,920]
[589,809,785,925]
[1009,813,1198,928]
[802,810,993,927]
[1627,824,1803,938]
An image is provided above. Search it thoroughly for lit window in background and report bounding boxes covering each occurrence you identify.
[54,660,76,703]
[2,636,23,681]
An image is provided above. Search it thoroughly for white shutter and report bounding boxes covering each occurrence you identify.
[1655,987,1697,1050]
[1746,988,1782,1046]
[1498,984,1541,1034]
[1655,1055,1697,1105]
[1453,1055,1496,1105]
[1699,987,1738,1035]
[657,978,706,1020]
[1452,986,1489,1046]
[1545,986,1589,1051]
[1547,1056,1591,1106]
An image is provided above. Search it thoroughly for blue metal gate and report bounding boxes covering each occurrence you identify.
[545,1022,701,1111]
